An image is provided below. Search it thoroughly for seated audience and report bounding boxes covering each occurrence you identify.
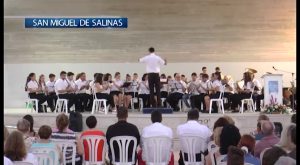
[274,156,296,165]
[177,109,212,165]
[23,114,37,137]
[238,134,260,165]
[205,126,223,165]
[287,126,296,159]
[80,115,105,162]
[262,146,287,165]
[257,114,270,122]
[17,119,36,151]
[31,125,62,164]
[167,73,186,111]
[276,123,296,153]
[291,114,296,124]
[226,146,244,165]
[222,115,235,125]
[138,110,174,165]
[254,122,264,141]
[4,131,38,165]
[274,122,283,138]
[138,74,150,108]
[254,120,280,158]
[106,107,140,163]
[51,113,83,165]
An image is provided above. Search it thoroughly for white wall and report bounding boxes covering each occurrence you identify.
[4,62,296,108]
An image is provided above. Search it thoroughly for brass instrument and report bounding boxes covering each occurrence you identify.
[245,68,257,74]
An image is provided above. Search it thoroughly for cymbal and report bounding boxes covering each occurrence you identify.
[245,68,257,73]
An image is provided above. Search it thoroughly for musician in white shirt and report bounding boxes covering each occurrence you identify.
[38,74,48,112]
[222,75,234,110]
[25,73,47,112]
[188,73,201,110]
[123,74,134,109]
[208,72,222,113]
[177,109,212,164]
[54,71,77,112]
[46,73,57,112]
[198,73,210,112]
[130,73,140,109]
[75,72,92,112]
[138,74,150,108]
[110,72,124,108]
[139,110,173,164]
[166,73,187,111]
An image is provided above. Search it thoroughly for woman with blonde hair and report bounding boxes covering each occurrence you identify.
[275,123,296,153]
[4,131,38,165]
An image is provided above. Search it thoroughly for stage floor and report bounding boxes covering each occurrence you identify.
[4,108,293,152]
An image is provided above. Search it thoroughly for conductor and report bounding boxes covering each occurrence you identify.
[139,47,166,107]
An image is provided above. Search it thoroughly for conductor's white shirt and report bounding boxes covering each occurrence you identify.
[139,53,165,73]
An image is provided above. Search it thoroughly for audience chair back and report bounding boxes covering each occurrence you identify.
[52,139,76,165]
[209,85,226,114]
[143,136,172,165]
[80,135,106,165]
[13,161,34,165]
[109,136,138,165]
[179,134,207,165]
[30,147,59,165]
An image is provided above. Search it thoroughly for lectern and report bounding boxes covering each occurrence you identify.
[261,74,283,106]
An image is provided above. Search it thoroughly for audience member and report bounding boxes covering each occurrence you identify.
[80,115,105,162]
[226,146,244,165]
[254,122,264,141]
[213,117,230,131]
[257,114,269,122]
[254,120,280,158]
[51,113,83,165]
[205,126,223,165]
[31,125,62,164]
[138,110,174,165]
[23,114,37,137]
[273,122,283,138]
[4,131,38,165]
[17,119,36,151]
[4,125,9,144]
[286,125,296,159]
[238,134,260,165]
[274,156,296,165]
[276,123,296,153]
[262,146,286,165]
[222,115,235,125]
[106,107,140,163]
[177,109,212,165]
[291,114,296,124]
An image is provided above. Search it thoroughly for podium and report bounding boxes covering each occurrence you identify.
[261,74,283,106]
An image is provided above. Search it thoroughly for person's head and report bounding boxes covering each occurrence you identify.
[201,73,209,82]
[117,107,128,121]
[126,74,132,81]
[17,119,30,134]
[215,67,220,72]
[38,125,52,140]
[213,127,223,146]
[187,109,199,121]
[60,71,67,79]
[174,73,181,81]
[23,115,34,133]
[49,73,56,82]
[167,75,172,81]
[213,117,230,130]
[56,113,69,132]
[67,72,74,81]
[210,73,215,81]
[191,72,197,81]
[28,72,36,81]
[214,72,221,81]
[80,72,86,81]
[160,74,166,79]
[95,73,103,84]
[220,124,241,155]
[238,134,256,155]
[149,47,155,53]
[226,146,244,165]
[4,131,27,161]
[202,67,207,73]
[223,115,235,125]
[39,74,45,84]
[151,110,162,123]
[4,125,9,143]
[261,120,275,136]
[262,146,287,165]
[86,116,98,129]
[133,73,138,80]
[93,73,99,79]
[142,73,148,81]
[277,123,296,150]
[115,72,121,80]
[103,73,110,81]
[258,114,270,122]
[291,114,296,124]
[274,122,283,138]
[181,74,186,81]
[283,88,292,99]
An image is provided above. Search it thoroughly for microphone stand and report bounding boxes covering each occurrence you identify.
[273,67,296,111]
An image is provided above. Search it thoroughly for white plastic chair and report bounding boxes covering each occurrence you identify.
[142,136,172,165]
[109,136,138,165]
[52,140,76,165]
[80,135,106,165]
[260,147,270,163]
[240,86,256,113]
[30,147,59,165]
[55,94,69,114]
[179,134,208,165]
[13,161,34,165]
[209,85,225,114]
[26,98,38,113]
[178,99,183,112]
[91,87,109,115]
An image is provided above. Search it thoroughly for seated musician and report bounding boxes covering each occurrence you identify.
[75,72,92,112]
[46,73,57,112]
[131,73,140,109]
[138,74,150,108]
[197,73,210,112]
[250,73,263,111]
[123,74,134,109]
[38,74,48,112]
[222,75,234,110]
[207,72,222,113]
[166,73,187,111]
[188,72,201,110]
[110,72,124,109]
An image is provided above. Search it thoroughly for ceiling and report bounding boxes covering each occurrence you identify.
[4,0,296,63]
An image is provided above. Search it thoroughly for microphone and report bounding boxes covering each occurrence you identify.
[272,66,277,71]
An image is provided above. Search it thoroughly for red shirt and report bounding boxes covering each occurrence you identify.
[81,130,105,161]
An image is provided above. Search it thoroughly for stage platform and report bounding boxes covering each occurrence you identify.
[4,108,293,151]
